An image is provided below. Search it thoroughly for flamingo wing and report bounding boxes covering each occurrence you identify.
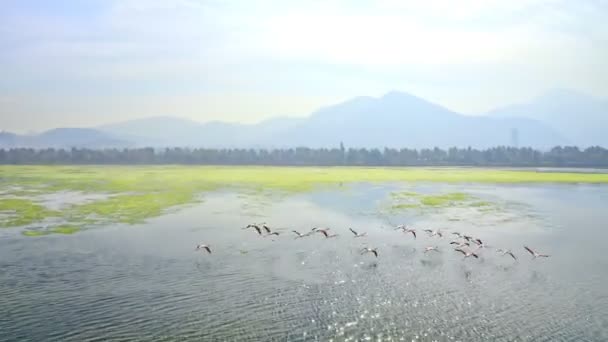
[524,246,535,256]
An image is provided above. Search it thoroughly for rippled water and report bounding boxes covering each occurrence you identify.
[1,184,608,341]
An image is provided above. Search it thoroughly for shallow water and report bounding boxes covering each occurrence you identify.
[1,184,608,341]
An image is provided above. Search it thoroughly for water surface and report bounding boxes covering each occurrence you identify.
[1,184,607,341]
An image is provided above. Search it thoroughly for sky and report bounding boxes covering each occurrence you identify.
[1,0,607,132]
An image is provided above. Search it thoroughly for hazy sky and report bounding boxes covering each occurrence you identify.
[1,0,607,132]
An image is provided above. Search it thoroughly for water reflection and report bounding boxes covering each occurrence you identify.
[1,184,607,341]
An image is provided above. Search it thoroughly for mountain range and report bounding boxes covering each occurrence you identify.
[1,89,606,149]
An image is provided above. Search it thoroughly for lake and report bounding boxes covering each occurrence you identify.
[1,182,607,341]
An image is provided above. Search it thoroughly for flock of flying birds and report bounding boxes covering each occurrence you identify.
[195,222,550,261]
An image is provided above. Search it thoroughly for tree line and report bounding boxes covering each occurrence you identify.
[1,145,608,167]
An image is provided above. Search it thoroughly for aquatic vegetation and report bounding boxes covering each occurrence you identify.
[69,192,198,225]
[391,203,422,210]
[50,225,80,234]
[388,190,501,215]
[1,165,607,235]
[419,192,470,206]
[21,230,51,237]
[390,191,420,198]
[0,198,59,227]
[389,191,473,210]
[470,201,492,207]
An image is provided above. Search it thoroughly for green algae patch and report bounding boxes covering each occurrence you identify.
[21,230,51,237]
[390,191,420,198]
[0,198,59,228]
[419,192,470,206]
[70,192,197,225]
[470,201,492,207]
[51,225,80,234]
[389,191,473,210]
[388,190,500,213]
[391,203,422,210]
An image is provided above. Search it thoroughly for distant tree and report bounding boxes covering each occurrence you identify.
[1,145,608,167]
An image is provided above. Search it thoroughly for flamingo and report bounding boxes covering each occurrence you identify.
[424,246,439,253]
[450,240,470,248]
[394,224,409,231]
[349,228,367,238]
[524,246,550,259]
[292,230,308,239]
[462,235,474,242]
[496,249,517,260]
[317,229,338,238]
[424,229,443,238]
[360,247,378,258]
[403,228,417,239]
[195,244,211,254]
[243,224,262,235]
[454,248,479,259]
[472,238,490,249]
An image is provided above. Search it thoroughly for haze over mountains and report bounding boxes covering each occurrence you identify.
[2,90,605,149]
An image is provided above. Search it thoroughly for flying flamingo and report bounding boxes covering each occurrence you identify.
[292,230,309,239]
[450,240,470,248]
[524,246,550,259]
[360,247,379,258]
[496,249,517,260]
[317,229,339,238]
[349,228,367,238]
[403,228,416,239]
[262,224,272,234]
[424,246,439,253]
[462,235,474,242]
[243,224,262,235]
[454,248,479,259]
[394,224,409,231]
[424,229,443,238]
[195,244,212,254]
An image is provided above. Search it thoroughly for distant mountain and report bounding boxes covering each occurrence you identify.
[260,91,568,149]
[487,89,608,147]
[0,128,130,148]
[1,91,573,149]
[98,116,304,147]
[0,131,19,147]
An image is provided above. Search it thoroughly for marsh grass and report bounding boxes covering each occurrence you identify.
[1,165,607,235]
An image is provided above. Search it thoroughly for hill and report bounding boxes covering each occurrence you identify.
[487,89,608,147]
